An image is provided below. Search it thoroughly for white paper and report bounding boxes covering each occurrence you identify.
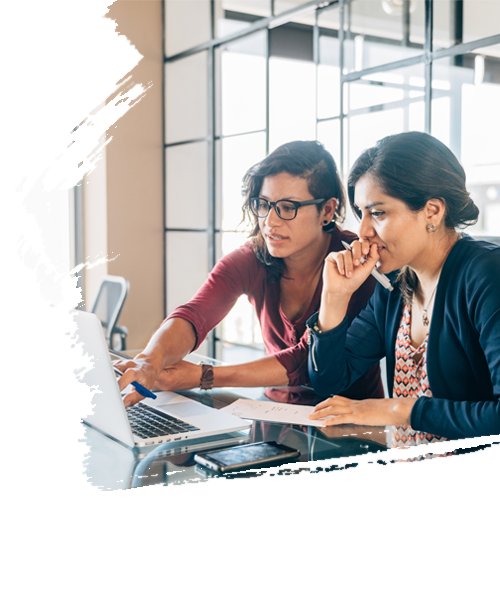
[221,398,327,427]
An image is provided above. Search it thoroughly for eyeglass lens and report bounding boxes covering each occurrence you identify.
[253,199,297,220]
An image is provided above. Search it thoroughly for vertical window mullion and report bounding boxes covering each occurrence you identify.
[265,27,270,155]
[424,0,433,133]
[313,7,319,140]
[339,0,346,176]
[208,0,217,358]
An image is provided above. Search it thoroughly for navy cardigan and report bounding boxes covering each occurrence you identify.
[307,235,500,439]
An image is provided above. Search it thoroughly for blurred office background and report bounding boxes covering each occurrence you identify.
[46,0,500,361]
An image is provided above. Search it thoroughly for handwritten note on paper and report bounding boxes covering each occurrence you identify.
[221,398,327,427]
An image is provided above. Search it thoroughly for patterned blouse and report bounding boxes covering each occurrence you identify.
[387,304,447,448]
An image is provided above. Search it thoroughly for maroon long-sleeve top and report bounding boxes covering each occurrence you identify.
[168,228,383,399]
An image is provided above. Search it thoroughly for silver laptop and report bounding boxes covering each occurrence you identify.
[76,310,250,450]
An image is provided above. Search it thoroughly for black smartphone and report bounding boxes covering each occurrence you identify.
[194,441,300,473]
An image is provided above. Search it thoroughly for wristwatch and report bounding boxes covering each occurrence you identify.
[199,362,214,390]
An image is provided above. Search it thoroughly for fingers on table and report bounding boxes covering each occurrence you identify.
[310,396,354,425]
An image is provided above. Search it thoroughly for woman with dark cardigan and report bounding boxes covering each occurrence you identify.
[308,131,500,440]
[116,141,382,405]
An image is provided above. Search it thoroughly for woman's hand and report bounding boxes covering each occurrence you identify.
[309,394,416,427]
[322,239,380,298]
[114,356,162,407]
[318,239,380,331]
[115,358,203,406]
[155,360,202,392]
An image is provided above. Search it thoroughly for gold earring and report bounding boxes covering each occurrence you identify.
[426,223,437,233]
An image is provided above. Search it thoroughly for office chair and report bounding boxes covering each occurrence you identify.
[91,275,129,351]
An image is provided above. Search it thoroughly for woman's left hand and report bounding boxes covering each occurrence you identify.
[154,360,203,391]
[309,395,416,427]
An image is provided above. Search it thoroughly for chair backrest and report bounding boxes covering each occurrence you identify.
[90,276,129,346]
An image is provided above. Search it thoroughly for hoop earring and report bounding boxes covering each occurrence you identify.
[426,223,437,233]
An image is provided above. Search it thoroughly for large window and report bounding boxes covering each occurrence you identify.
[164,0,500,361]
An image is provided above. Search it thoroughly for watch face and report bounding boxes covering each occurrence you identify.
[200,363,214,390]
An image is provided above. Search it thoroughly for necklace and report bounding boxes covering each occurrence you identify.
[413,232,461,326]
[418,279,440,327]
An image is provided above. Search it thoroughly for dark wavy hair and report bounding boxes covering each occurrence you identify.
[242,140,346,279]
[347,131,479,301]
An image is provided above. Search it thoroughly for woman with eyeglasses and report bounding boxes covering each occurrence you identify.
[116,140,383,406]
[307,131,500,440]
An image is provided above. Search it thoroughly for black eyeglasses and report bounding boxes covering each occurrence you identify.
[249,197,326,221]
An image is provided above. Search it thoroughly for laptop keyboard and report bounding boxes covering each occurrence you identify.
[127,403,200,439]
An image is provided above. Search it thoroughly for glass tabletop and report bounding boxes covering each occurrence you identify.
[83,384,389,490]
[87,350,445,490]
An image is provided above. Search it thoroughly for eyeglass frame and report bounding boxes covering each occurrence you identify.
[249,196,327,221]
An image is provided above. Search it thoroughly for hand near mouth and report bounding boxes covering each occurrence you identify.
[322,240,380,298]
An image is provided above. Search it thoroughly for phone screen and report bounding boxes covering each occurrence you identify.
[195,441,299,473]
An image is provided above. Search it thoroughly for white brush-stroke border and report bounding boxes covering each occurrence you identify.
[2,1,498,597]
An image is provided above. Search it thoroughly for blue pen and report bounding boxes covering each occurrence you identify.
[130,381,157,400]
[113,366,157,399]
